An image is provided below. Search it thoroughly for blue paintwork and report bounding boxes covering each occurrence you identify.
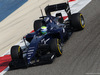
[26,16,69,64]
[0,0,28,22]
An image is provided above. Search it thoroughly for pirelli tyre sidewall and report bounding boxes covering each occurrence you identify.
[11,45,23,60]
[50,38,62,57]
[71,13,85,30]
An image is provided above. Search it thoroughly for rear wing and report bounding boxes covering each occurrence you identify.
[45,2,71,16]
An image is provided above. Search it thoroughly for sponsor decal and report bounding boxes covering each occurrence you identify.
[41,38,50,44]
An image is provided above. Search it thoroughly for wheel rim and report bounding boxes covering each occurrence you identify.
[81,18,84,25]
[18,46,23,58]
[80,14,85,28]
[57,39,62,55]
[18,47,21,57]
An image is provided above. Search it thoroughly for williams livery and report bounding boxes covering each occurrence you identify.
[9,2,85,69]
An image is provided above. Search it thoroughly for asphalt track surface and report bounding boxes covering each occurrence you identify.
[5,0,100,75]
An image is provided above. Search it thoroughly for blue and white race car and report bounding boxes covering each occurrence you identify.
[9,2,85,69]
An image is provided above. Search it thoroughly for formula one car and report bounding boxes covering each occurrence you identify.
[9,2,85,69]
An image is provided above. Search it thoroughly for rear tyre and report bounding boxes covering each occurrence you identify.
[11,45,23,60]
[50,38,62,57]
[71,13,85,30]
[34,20,43,31]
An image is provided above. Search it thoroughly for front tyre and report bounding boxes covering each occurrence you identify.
[71,13,85,30]
[11,45,23,60]
[50,38,62,57]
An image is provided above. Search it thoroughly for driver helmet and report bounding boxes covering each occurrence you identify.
[41,26,47,34]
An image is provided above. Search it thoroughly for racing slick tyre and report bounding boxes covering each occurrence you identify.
[71,13,85,30]
[50,38,62,57]
[11,45,23,60]
[34,20,43,31]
